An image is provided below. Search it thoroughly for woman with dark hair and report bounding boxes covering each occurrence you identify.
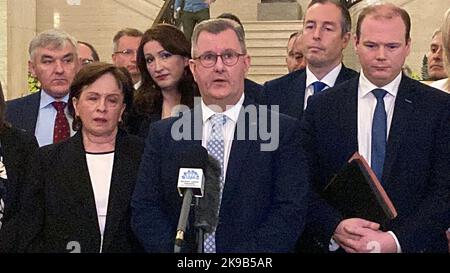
[19,63,144,253]
[127,24,198,137]
[0,81,39,252]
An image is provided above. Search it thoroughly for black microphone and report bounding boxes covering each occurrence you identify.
[194,155,221,252]
[174,145,208,253]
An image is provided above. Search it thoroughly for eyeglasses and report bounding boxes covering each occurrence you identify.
[81,58,94,65]
[114,49,137,56]
[194,50,245,68]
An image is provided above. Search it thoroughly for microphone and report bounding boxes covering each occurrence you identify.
[194,155,221,252]
[174,145,208,253]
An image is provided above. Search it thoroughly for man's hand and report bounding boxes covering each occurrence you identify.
[333,218,380,252]
[333,218,397,253]
[204,0,216,5]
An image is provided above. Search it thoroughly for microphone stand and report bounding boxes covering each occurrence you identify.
[174,189,193,253]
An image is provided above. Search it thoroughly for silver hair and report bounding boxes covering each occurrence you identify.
[191,18,247,58]
[29,29,78,60]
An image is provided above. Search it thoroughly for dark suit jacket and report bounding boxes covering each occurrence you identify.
[0,127,38,253]
[261,65,358,120]
[20,130,144,253]
[5,92,41,134]
[244,78,263,102]
[300,75,450,252]
[131,97,310,253]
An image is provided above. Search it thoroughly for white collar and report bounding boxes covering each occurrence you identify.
[306,63,343,88]
[201,93,245,124]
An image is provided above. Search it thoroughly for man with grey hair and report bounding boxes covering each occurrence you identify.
[6,29,79,147]
[131,18,310,253]
[112,28,143,88]
[427,29,447,81]
[286,31,306,73]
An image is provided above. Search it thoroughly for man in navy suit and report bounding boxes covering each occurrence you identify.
[300,3,450,252]
[6,29,79,147]
[262,0,358,120]
[131,18,310,253]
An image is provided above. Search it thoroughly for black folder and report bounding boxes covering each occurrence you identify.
[322,152,397,226]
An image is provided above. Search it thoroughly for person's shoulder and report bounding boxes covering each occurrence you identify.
[118,129,145,150]
[264,69,305,88]
[2,126,37,144]
[341,65,359,77]
[6,91,40,107]
[406,77,450,100]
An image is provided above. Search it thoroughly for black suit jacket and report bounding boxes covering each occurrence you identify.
[244,78,263,102]
[300,75,450,252]
[131,97,310,253]
[5,92,41,134]
[20,130,144,253]
[262,65,358,120]
[0,127,38,252]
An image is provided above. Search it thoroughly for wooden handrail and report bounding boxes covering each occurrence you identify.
[152,0,178,27]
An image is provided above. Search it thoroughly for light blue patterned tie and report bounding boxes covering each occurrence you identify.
[204,114,227,253]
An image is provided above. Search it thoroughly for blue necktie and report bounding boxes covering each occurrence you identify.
[371,89,387,182]
[313,81,327,94]
[204,114,227,253]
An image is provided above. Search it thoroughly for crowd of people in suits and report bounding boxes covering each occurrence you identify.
[0,0,449,253]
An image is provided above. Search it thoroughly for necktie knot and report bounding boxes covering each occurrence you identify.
[210,114,227,128]
[372,89,387,100]
[313,81,327,94]
[52,101,67,112]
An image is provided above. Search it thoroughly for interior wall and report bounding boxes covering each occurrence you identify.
[0,0,7,94]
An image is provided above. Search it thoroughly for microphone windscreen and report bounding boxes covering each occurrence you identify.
[194,155,221,233]
[178,145,208,169]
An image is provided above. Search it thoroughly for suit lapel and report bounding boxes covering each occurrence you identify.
[220,98,255,215]
[101,132,130,251]
[65,133,101,239]
[291,71,307,114]
[24,92,41,133]
[382,76,415,182]
[338,78,359,156]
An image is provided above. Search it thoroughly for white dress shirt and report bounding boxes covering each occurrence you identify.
[35,90,75,147]
[304,63,343,109]
[357,70,400,167]
[201,93,244,183]
[429,78,449,93]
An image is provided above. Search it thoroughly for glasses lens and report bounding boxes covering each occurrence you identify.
[82,59,93,65]
[222,52,238,66]
[200,53,217,67]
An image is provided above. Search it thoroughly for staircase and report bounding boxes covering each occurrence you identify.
[243,20,303,84]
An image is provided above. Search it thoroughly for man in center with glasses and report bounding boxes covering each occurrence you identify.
[131,18,310,253]
[111,28,143,89]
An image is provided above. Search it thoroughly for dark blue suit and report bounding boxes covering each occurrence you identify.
[300,75,450,252]
[131,97,310,253]
[5,92,41,134]
[244,78,263,102]
[261,66,358,120]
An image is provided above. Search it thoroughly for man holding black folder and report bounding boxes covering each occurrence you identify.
[300,3,450,253]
